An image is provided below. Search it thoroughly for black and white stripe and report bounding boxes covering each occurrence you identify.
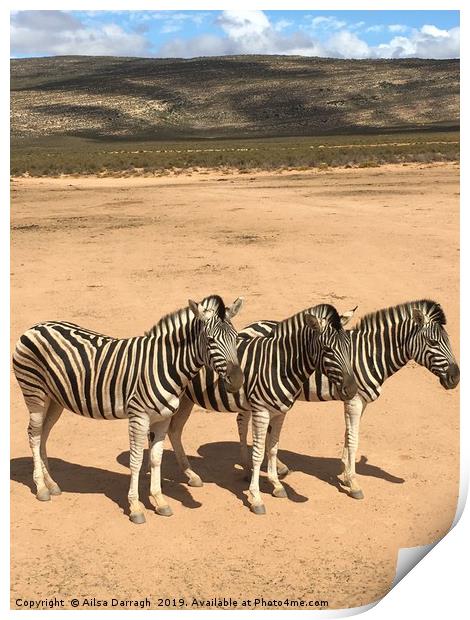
[169,303,357,514]
[238,299,460,499]
[13,295,243,523]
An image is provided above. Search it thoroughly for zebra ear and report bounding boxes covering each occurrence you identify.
[340,306,358,327]
[189,300,215,322]
[226,297,244,320]
[412,307,428,327]
[188,299,204,320]
[305,313,325,333]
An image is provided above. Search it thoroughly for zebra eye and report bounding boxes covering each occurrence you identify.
[427,338,440,347]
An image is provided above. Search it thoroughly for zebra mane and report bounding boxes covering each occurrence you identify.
[274,303,343,333]
[310,304,343,330]
[145,294,226,337]
[356,299,446,331]
[199,294,226,320]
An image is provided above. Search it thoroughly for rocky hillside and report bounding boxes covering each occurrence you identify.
[11,55,459,141]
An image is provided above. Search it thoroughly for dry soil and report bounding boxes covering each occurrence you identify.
[10,163,459,610]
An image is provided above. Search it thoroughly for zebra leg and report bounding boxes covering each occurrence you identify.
[27,399,50,502]
[341,396,365,500]
[265,427,290,479]
[149,418,173,517]
[266,414,287,498]
[168,396,202,487]
[39,399,64,496]
[248,409,270,515]
[145,433,151,476]
[339,427,349,476]
[127,411,150,524]
[276,457,290,479]
[236,411,251,481]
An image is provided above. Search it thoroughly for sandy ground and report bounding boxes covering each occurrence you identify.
[10,163,459,610]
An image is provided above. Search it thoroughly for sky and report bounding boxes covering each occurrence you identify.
[10,10,460,60]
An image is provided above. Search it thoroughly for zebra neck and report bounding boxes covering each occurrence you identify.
[148,310,204,389]
[276,317,317,390]
[352,311,412,384]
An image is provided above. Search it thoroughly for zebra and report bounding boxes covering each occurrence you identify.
[232,299,460,500]
[167,303,357,514]
[13,295,244,524]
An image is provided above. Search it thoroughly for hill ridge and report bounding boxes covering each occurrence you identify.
[11,54,459,141]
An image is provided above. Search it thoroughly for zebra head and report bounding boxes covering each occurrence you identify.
[189,295,244,393]
[407,300,459,390]
[306,304,357,401]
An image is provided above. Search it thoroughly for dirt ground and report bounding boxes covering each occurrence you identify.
[10,163,459,610]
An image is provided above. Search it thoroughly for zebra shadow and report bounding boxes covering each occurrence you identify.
[118,446,309,509]
[197,442,405,497]
[10,455,202,517]
[275,450,404,488]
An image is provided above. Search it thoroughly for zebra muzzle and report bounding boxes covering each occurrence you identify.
[440,363,460,390]
[224,362,244,392]
[339,374,358,401]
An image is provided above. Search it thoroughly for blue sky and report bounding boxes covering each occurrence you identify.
[11,10,460,59]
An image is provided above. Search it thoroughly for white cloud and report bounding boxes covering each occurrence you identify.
[325,31,370,59]
[421,24,449,37]
[160,10,333,58]
[160,34,230,58]
[273,19,293,33]
[160,23,183,34]
[309,16,347,31]
[350,21,366,31]
[11,10,150,56]
[161,10,319,57]
[366,24,384,33]
[216,10,270,42]
[374,25,460,59]
[159,11,371,59]
[10,10,460,61]
[160,15,459,60]
[140,11,210,35]
[388,24,408,33]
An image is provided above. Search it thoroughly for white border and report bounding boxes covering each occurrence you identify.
[4,1,466,617]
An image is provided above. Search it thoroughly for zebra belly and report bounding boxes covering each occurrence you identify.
[37,370,129,419]
[33,351,132,419]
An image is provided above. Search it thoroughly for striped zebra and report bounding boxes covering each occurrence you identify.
[234,299,460,500]
[168,303,357,514]
[13,295,244,524]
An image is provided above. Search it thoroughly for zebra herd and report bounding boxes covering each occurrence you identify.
[13,295,459,523]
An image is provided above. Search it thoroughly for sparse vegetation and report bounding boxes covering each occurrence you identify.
[10,132,459,177]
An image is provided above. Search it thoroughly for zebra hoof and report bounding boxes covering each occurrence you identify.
[272,487,287,499]
[188,476,203,488]
[48,484,62,496]
[156,505,173,517]
[350,489,364,500]
[277,466,290,479]
[36,488,51,502]
[250,503,266,515]
[130,512,146,524]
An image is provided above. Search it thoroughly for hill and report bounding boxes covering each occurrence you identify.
[11,55,459,142]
